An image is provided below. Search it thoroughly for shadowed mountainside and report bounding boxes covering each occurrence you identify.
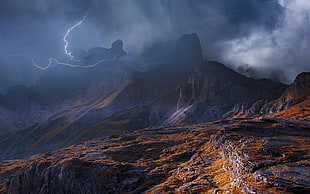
[0,34,288,160]
[0,40,133,134]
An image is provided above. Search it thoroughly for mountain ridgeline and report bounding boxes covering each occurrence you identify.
[1,33,308,161]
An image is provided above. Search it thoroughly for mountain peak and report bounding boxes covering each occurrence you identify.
[111,39,127,57]
[175,33,203,61]
[87,39,127,60]
[281,71,310,102]
[294,72,310,83]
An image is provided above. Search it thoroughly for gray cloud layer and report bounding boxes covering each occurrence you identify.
[0,0,309,89]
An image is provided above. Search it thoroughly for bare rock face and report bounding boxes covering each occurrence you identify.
[170,62,286,124]
[3,159,99,193]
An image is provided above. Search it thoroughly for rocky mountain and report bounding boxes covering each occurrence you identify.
[0,33,309,193]
[0,33,289,160]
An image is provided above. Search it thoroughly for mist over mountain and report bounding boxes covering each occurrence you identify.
[0,0,309,92]
[0,33,289,160]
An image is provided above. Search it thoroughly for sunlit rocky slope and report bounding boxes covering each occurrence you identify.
[1,112,309,193]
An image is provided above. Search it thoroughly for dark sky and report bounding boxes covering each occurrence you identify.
[0,0,309,90]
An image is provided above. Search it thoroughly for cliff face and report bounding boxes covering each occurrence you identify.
[1,117,309,193]
[165,62,286,124]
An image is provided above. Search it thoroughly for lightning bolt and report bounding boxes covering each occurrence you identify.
[52,56,118,68]
[63,9,90,61]
[9,54,118,69]
[9,54,53,70]
[8,9,119,70]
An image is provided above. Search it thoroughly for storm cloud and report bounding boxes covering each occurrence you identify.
[222,0,310,82]
[0,0,309,89]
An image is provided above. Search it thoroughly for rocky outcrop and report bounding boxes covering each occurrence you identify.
[208,120,310,193]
